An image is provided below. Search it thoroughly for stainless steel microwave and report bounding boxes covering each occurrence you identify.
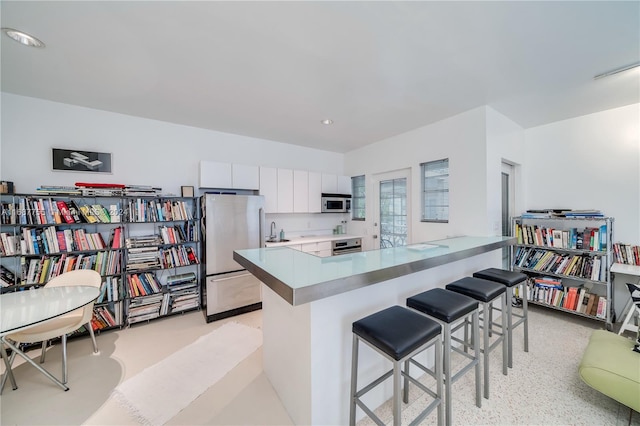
[321,193,351,213]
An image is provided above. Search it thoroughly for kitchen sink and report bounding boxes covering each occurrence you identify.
[266,238,290,243]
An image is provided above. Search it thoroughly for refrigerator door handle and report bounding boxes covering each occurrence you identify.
[259,207,264,248]
[212,272,253,282]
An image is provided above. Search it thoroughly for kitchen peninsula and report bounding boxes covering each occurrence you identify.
[234,236,515,425]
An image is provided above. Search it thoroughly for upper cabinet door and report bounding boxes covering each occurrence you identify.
[232,164,260,190]
[321,173,338,193]
[277,169,294,213]
[293,170,309,213]
[259,167,278,213]
[337,175,352,195]
[199,161,232,188]
[308,172,322,213]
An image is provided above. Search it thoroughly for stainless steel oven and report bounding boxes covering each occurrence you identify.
[332,238,362,255]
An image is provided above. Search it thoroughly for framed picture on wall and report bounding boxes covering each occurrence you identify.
[52,148,112,173]
[181,186,195,197]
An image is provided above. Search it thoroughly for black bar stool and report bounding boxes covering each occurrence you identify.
[350,305,443,426]
[445,277,508,399]
[406,288,481,426]
[473,268,529,368]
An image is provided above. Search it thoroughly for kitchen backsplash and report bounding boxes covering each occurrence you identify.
[265,212,350,239]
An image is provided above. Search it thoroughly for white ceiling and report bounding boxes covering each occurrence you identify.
[1,1,639,153]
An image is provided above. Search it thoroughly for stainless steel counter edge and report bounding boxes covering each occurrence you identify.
[233,237,515,306]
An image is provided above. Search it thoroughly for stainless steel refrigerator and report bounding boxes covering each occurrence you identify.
[201,194,264,322]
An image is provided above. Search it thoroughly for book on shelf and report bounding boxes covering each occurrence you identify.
[595,297,607,319]
[587,295,599,316]
[78,204,99,223]
[56,201,76,224]
[563,287,578,310]
[613,242,640,265]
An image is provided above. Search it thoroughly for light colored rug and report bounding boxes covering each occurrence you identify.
[111,321,263,425]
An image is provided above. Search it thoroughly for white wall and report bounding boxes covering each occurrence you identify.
[0,93,345,235]
[345,107,510,250]
[523,103,639,245]
[486,107,526,234]
[1,93,345,193]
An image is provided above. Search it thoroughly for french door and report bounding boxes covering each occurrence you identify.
[373,169,410,249]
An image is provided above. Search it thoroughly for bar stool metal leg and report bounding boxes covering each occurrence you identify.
[473,268,530,368]
[349,335,358,426]
[522,281,529,353]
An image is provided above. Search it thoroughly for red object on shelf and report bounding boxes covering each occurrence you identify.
[75,182,126,188]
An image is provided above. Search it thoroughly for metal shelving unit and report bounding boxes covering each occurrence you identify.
[511,215,614,330]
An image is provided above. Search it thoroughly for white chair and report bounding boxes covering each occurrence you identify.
[4,269,101,384]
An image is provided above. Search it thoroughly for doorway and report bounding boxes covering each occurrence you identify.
[501,161,515,268]
[373,169,410,249]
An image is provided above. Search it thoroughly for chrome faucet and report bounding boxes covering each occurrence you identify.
[270,221,276,240]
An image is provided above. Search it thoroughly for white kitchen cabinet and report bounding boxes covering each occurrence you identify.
[337,175,352,195]
[232,164,260,190]
[300,241,332,257]
[260,167,278,213]
[316,241,332,257]
[277,169,294,213]
[321,173,337,193]
[308,172,322,213]
[199,161,232,188]
[293,170,309,213]
[199,161,259,190]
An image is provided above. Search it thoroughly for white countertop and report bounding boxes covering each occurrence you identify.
[264,234,362,247]
[235,236,515,305]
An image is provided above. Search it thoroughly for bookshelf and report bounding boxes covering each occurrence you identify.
[511,215,614,329]
[0,193,201,335]
[123,196,200,325]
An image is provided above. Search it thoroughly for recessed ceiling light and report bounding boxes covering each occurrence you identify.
[321,119,334,125]
[593,62,639,80]
[1,28,45,48]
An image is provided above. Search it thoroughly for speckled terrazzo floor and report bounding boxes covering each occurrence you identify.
[356,304,640,426]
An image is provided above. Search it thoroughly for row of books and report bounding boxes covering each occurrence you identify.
[125,234,162,248]
[0,198,121,225]
[160,289,199,315]
[125,244,198,271]
[127,271,197,300]
[159,224,198,244]
[520,209,604,219]
[0,227,122,257]
[91,304,123,330]
[515,223,607,251]
[126,272,163,297]
[126,247,161,271]
[0,196,194,226]
[23,252,121,284]
[514,247,606,281]
[127,290,198,325]
[159,245,199,269]
[96,276,121,303]
[528,279,607,318]
[36,184,163,197]
[126,199,193,223]
[613,243,640,266]
[0,265,17,288]
[127,293,163,324]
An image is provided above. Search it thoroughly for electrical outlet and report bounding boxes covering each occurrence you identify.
[307,221,311,229]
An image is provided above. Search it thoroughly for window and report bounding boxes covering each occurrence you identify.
[351,175,365,220]
[421,159,449,222]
